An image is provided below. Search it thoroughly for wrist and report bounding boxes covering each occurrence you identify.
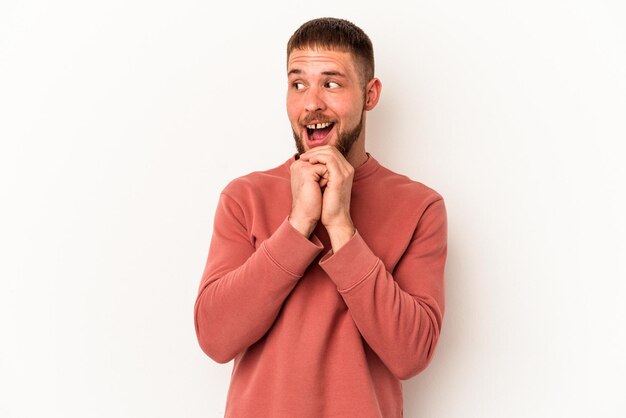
[288,215,318,238]
[325,223,355,252]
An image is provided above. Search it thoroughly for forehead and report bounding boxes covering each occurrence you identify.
[287,48,358,76]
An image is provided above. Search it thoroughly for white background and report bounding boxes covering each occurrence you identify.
[2,1,625,417]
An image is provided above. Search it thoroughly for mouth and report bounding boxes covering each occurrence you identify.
[305,122,335,146]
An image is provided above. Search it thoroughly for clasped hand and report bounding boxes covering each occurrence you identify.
[288,146,356,251]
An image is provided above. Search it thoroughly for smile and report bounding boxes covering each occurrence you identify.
[306,122,333,130]
[306,122,335,144]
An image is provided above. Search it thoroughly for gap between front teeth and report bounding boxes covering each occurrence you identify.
[306,122,332,129]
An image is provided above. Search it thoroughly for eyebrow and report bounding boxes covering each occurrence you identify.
[288,69,347,78]
[321,71,346,77]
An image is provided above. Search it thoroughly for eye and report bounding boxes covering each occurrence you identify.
[325,81,340,88]
[293,82,305,90]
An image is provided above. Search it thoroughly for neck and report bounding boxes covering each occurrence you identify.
[345,133,368,167]
[346,113,369,167]
[347,149,369,168]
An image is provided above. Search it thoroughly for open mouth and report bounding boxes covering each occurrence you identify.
[306,122,335,144]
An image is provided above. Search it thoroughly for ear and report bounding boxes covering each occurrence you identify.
[364,78,382,111]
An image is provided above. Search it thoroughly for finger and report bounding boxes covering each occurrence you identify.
[305,153,351,178]
[299,145,339,162]
[306,164,328,189]
[311,163,329,178]
[299,160,328,179]
[301,150,336,166]
[318,168,329,188]
[302,147,349,165]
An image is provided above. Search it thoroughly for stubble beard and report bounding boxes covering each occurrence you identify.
[292,112,364,158]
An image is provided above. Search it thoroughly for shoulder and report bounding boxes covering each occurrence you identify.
[221,156,293,201]
[372,160,444,207]
[372,163,447,240]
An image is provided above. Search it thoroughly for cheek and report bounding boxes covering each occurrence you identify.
[334,105,361,126]
[286,97,302,119]
[286,107,298,125]
[328,96,361,117]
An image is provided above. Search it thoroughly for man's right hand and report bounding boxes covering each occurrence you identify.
[288,159,327,237]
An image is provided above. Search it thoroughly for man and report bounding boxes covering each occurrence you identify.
[194,17,447,417]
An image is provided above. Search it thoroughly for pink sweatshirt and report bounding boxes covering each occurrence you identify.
[194,155,447,417]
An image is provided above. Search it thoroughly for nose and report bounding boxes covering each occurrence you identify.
[304,86,326,112]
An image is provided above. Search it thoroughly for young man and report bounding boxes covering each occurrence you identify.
[194,17,447,417]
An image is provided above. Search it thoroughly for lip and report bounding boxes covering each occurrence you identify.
[303,123,335,148]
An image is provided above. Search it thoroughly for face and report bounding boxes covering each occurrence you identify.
[286,49,371,158]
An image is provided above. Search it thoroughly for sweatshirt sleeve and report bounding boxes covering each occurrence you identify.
[194,191,323,363]
[319,198,447,380]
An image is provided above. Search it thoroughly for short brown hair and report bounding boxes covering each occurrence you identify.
[287,17,375,85]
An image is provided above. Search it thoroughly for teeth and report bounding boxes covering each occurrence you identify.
[306,122,332,129]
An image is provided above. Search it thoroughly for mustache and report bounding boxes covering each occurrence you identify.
[301,112,334,125]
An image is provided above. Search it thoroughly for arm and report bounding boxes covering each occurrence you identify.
[194,192,323,363]
[319,199,447,380]
[293,146,447,378]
